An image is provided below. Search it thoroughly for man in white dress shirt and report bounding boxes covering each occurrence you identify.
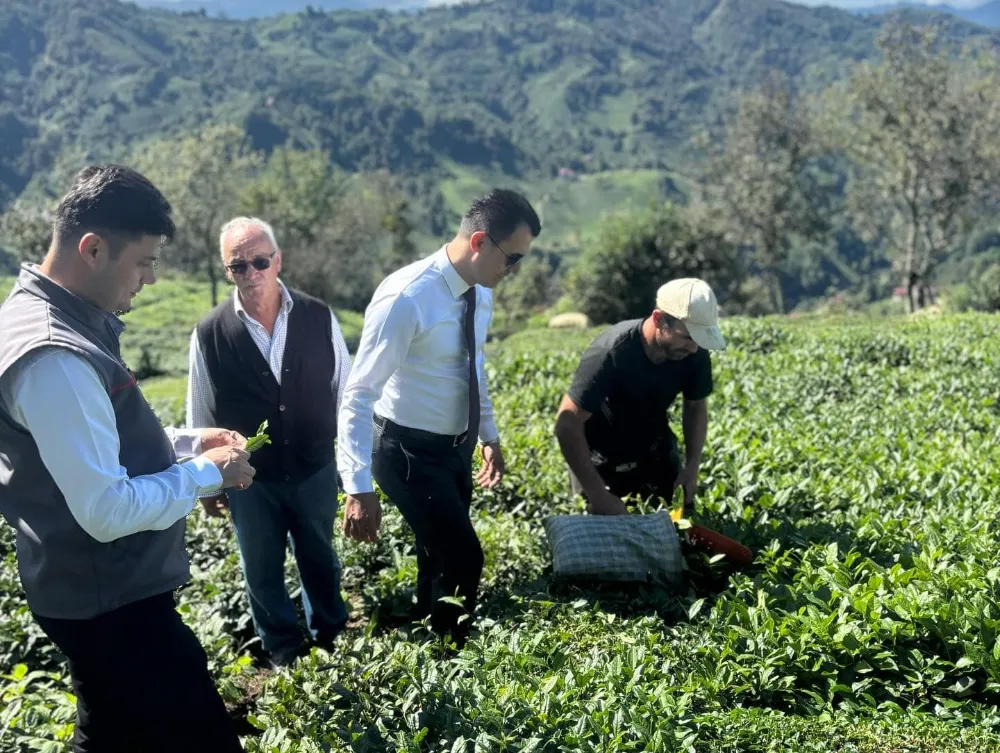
[338,188,541,643]
[0,164,255,752]
[186,217,353,668]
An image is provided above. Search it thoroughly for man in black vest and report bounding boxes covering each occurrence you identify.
[186,216,352,668]
[0,164,256,752]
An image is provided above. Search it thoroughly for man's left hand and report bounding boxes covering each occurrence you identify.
[674,465,698,516]
[199,428,247,452]
[477,441,505,489]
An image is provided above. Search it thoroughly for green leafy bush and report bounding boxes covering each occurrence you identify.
[4,315,1000,751]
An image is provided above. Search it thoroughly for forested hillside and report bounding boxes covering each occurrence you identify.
[3,0,987,209]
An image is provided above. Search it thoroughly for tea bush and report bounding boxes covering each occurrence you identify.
[4,314,1000,751]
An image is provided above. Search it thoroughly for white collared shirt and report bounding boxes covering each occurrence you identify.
[185,279,352,430]
[0,347,222,544]
[336,246,498,495]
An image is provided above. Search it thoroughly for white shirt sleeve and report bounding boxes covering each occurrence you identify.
[7,348,223,544]
[330,309,353,419]
[185,327,216,430]
[477,289,500,445]
[336,293,419,495]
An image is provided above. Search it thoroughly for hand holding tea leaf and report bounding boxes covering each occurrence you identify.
[245,420,271,453]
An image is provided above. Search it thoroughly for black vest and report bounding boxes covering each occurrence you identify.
[195,287,337,484]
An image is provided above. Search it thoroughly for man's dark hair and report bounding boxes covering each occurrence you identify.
[459,188,542,243]
[53,164,175,257]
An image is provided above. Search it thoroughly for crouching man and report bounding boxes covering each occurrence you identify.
[554,278,725,517]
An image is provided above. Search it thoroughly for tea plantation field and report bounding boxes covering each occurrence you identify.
[4,299,1000,751]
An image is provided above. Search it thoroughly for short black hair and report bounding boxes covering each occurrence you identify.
[459,188,541,243]
[53,164,175,256]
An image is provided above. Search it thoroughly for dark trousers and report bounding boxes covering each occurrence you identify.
[371,415,484,638]
[33,591,243,753]
[226,460,348,660]
[570,433,683,504]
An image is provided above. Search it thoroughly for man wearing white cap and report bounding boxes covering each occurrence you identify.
[554,278,725,516]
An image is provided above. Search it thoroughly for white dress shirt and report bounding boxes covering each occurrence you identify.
[337,246,498,495]
[185,279,353,430]
[0,347,223,544]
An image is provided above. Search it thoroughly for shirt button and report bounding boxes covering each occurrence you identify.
[279,405,286,411]
[284,439,290,445]
[284,474,290,481]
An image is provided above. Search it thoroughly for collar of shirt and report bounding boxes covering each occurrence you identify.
[232,279,293,323]
[434,245,473,301]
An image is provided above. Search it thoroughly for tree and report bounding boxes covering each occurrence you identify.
[130,124,264,306]
[240,148,418,311]
[0,199,52,264]
[567,202,744,325]
[822,21,1000,312]
[693,71,829,315]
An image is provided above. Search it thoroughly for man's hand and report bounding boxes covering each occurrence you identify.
[674,465,698,516]
[202,446,255,490]
[200,493,229,518]
[199,428,247,452]
[585,488,628,516]
[342,492,382,543]
[477,441,505,489]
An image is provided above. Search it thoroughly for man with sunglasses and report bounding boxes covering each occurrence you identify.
[338,188,541,645]
[554,278,726,518]
[185,216,353,669]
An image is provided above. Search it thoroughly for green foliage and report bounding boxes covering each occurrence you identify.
[130,124,265,307]
[7,314,1000,747]
[567,202,744,325]
[819,19,1000,312]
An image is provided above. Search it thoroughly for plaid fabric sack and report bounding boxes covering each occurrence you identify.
[542,511,683,587]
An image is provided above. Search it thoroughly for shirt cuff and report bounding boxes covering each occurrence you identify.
[341,469,374,496]
[164,427,203,460]
[478,418,500,445]
[179,454,224,497]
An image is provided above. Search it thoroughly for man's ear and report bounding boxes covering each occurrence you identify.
[77,233,105,268]
[469,231,487,255]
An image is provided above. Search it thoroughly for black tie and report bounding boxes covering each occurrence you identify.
[462,286,479,456]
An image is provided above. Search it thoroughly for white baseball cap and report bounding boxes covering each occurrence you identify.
[655,278,726,351]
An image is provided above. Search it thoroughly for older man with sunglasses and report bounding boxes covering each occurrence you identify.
[184,216,352,668]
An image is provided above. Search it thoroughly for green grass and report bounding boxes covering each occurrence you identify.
[7,304,1000,749]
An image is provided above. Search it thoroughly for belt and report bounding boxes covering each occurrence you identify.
[373,414,469,449]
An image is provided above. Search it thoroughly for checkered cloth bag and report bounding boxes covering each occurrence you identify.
[542,511,683,587]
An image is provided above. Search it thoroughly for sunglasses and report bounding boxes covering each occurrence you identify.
[226,251,274,276]
[487,233,524,268]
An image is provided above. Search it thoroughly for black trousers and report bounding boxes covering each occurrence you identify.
[570,432,683,504]
[33,591,244,753]
[371,415,484,639]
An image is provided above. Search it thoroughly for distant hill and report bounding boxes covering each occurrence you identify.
[131,0,433,18]
[852,1,1000,28]
[2,0,999,254]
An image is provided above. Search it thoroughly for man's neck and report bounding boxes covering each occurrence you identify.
[640,316,667,364]
[239,285,282,329]
[445,238,476,286]
[37,254,100,310]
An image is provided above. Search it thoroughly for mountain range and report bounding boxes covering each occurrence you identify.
[3,0,999,260]
[850,1,1000,27]
[129,0,1000,26]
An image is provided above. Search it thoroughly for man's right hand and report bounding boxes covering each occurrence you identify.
[342,492,382,543]
[202,446,255,490]
[586,488,628,516]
